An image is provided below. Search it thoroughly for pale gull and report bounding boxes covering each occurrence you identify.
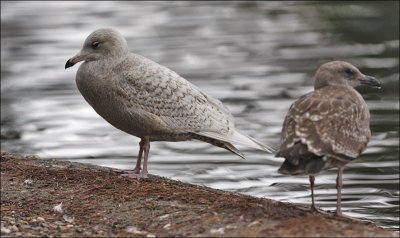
[276,61,381,216]
[65,28,273,179]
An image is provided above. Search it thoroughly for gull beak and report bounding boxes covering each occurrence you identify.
[65,54,83,69]
[359,74,381,89]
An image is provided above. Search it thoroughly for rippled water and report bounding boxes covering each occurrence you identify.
[1,1,399,230]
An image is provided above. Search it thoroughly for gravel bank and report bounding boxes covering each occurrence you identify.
[1,151,397,237]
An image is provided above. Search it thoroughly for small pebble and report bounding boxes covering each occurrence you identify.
[54,221,64,226]
[53,202,63,213]
[163,223,171,230]
[248,220,260,227]
[82,231,92,236]
[21,224,31,230]
[126,226,147,235]
[146,234,156,238]
[1,227,11,234]
[63,214,74,223]
[226,224,237,229]
[14,232,23,236]
[158,214,170,220]
[210,227,225,235]
[37,217,45,222]
[10,225,19,232]
[23,179,33,185]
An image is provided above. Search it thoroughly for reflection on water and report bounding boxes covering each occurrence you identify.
[1,1,399,229]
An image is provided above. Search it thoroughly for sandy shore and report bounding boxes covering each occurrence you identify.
[1,151,397,237]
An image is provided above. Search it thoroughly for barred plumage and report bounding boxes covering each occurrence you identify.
[66,28,273,179]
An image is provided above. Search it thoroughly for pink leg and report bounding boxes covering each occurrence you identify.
[132,140,144,174]
[140,137,150,179]
[121,139,145,179]
[309,175,317,212]
[335,167,344,216]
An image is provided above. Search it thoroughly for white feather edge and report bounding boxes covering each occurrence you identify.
[195,130,275,154]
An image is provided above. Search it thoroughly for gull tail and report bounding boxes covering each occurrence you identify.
[195,130,275,156]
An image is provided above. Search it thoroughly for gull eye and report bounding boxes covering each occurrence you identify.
[345,68,353,76]
[92,41,100,49]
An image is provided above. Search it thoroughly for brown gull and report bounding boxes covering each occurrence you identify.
[65,28,273,179]
[276,61,381,216]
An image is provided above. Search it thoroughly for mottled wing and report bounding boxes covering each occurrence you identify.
[278,86,371,160]
[114,53,234,135]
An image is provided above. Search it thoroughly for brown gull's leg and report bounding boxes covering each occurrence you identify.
[335,166,344,216]
[140,137,150,179]
[309,175,317,212]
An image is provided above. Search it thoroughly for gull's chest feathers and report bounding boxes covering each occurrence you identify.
[75,61,146,135]
[76,61,118,110]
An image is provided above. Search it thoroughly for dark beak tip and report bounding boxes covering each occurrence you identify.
[372,78,382,89]
[65,59,75,69]
[362,75,382,89]
[376,80,382,89]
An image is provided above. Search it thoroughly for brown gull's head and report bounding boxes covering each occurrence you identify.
[313,61,381,90]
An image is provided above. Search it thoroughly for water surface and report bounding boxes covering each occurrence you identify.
[1,1,399,229]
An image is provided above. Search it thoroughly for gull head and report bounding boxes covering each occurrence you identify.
[65,28,128,69]
[313,61,381,90]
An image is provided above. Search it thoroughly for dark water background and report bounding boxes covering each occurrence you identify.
[1,1,399,229]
